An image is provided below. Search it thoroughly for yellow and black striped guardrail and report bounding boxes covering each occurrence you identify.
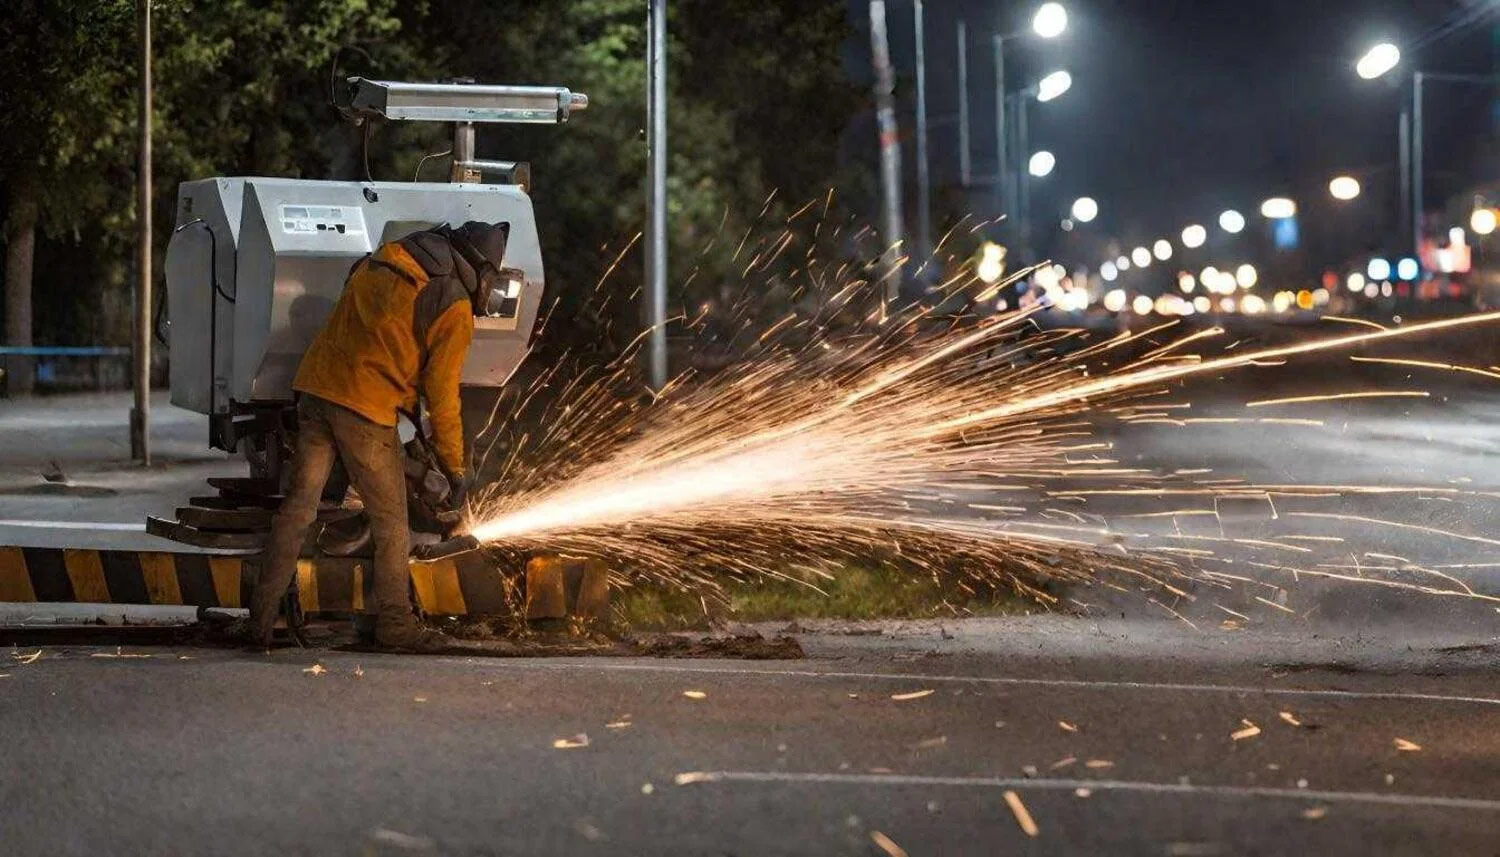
[0,547,508,616]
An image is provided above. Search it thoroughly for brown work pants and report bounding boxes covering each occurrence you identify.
[249,395,411,638]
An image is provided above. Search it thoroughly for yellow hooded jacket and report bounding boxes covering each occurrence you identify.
[292,238,474,475]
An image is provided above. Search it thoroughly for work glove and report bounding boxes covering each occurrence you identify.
[443,469,473,513]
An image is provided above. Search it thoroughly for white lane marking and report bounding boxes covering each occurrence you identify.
[467,660,1500,707]
[0,520,146,531]
[676,770,1500,812]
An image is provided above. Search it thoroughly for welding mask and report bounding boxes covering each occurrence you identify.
[449,221,517,318]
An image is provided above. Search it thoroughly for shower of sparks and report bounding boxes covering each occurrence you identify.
[462,200,1500,614]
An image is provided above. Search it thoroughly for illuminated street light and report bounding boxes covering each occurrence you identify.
[1218,209,1245,234]
[1071,196,1098,223]
[1329,176,1361,201]
[1181,224,1207,249]
[1101,261,1118,282]
[1396,257,1419,281]
[1103,288,1126,312]
[1116,255,1131,271]
[1471,208,1497,236]
[1178,272,1196,293]
[1131,246,1152,268]
[1131,294,1153,315]
[1347,271,1366,292]
[1033,2,1068,39]
[1260,197,1296,219]
[1356,42,1401,80]
[1367,257,1391,281]
[1235,263,1258,289]
[1152,239,1173,261]
[1028,150,1056,177]
[1036,70,1073,102]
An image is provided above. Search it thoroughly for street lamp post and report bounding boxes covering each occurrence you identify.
[913,0,931,273]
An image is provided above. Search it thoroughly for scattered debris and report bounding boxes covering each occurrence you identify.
[870,830,908,857]
[1003,790,1040,837]
[1302,806,1328,820]
[994,720,1006,728]
[637,631,803,659]
[302,664,326,676]
[1085,759,1115,770]
[1050,756,1077,770]
[177,655,193,661]
[574,819,605,841]
[1278,711,1302,727]
[1384,773,1396,786]
[674,771,717,785]
[1058,720,1078,733]
[891,689,934,701]
[1296,778,1309,789]
[848,693,860,699]
[1230,720,1261,741]
[413,696,427,703]
[682,690,707,700]
[11,650,41,665]
[1074,788,1092,798]
[605,719,632,730]
[553,734,590,749]
[353,665,364,678]
[1393,738,1421,752]
[640,782,654,795]
[909,735,947,750]
[1021,765,1039,778]
[368,827,435,851]
[89,649,151,659]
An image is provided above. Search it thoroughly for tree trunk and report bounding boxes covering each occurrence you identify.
[3,174,39,395]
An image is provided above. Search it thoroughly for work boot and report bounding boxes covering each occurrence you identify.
[375,612,457,652]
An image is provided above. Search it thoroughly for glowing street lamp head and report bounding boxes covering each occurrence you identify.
[1235,263,1258,289]
[1152,239,1173,261]
[1356,42,1401,80]
[1471,208,1497,236]
[1131,246,1152,268]
[1033,2,1068,39]
[1260,197,1297,219]
[1181,224,1207,249]
[1028,150,1056,178]
[1329,176,1361,201]
[1219,209,1246,234]
[1071,196,1098,223]
[1036,70,1073,102]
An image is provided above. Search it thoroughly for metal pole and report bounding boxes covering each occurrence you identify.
[992,34,1007,235]
[131,0,151,464]
[913,0,931,272]
[869,0,905,302]
[1412,71,1424,259]
[957,20,970,187]
[1016,92,1030,254]
[645,0,668,390]
[1398,107,1410,251]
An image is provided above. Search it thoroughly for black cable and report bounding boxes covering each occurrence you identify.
[363,120,374,182]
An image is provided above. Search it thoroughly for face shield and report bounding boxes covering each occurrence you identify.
[477,266,526,319]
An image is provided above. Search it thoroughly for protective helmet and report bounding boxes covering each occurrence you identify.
[448,221,511,317]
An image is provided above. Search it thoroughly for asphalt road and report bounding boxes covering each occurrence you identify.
[2,618,1499,856]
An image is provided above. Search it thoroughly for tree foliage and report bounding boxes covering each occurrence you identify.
[0,0,856,354]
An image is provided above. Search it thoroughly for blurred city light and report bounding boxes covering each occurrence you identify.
[1296,289,1314,310]
[1201,265,1219,288]
[1396,257,1419,281]
[1471,208,1497,236]
[1152,239,1173,261]
[1260,197,1296,219]
[1356,42,1401,80]
[1028,150,1056,177]
[1380,281,1394,297]
[1219,209,1246,234]
[1329,176,1361,201]
[1131,294,1153,315]
[1235,263,1258,289]
[1181,224,1207,249]
[1101,261,1119,282]
[1177,272,1196,293]
[1103,288,1127,312]
[976,241,1007,284]
[1033,3,1068,39]
[1071,196,1098,223]
[1241,294,1267,315]
[1313,288,1331,307]
[1363,282,1379,299]
[1272,292,1292,313]
[1347,271,1365,292]
[1117,254,1131,271]
[1131,246,1152,268]
[1367,257,1391,280]
[1193,295,1211,313]
[1036,70,1073,102]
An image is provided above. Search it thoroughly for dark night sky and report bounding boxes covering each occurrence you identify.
[859,0,1498,270]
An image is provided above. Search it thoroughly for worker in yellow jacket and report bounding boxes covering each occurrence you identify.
[247,221,509,650]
